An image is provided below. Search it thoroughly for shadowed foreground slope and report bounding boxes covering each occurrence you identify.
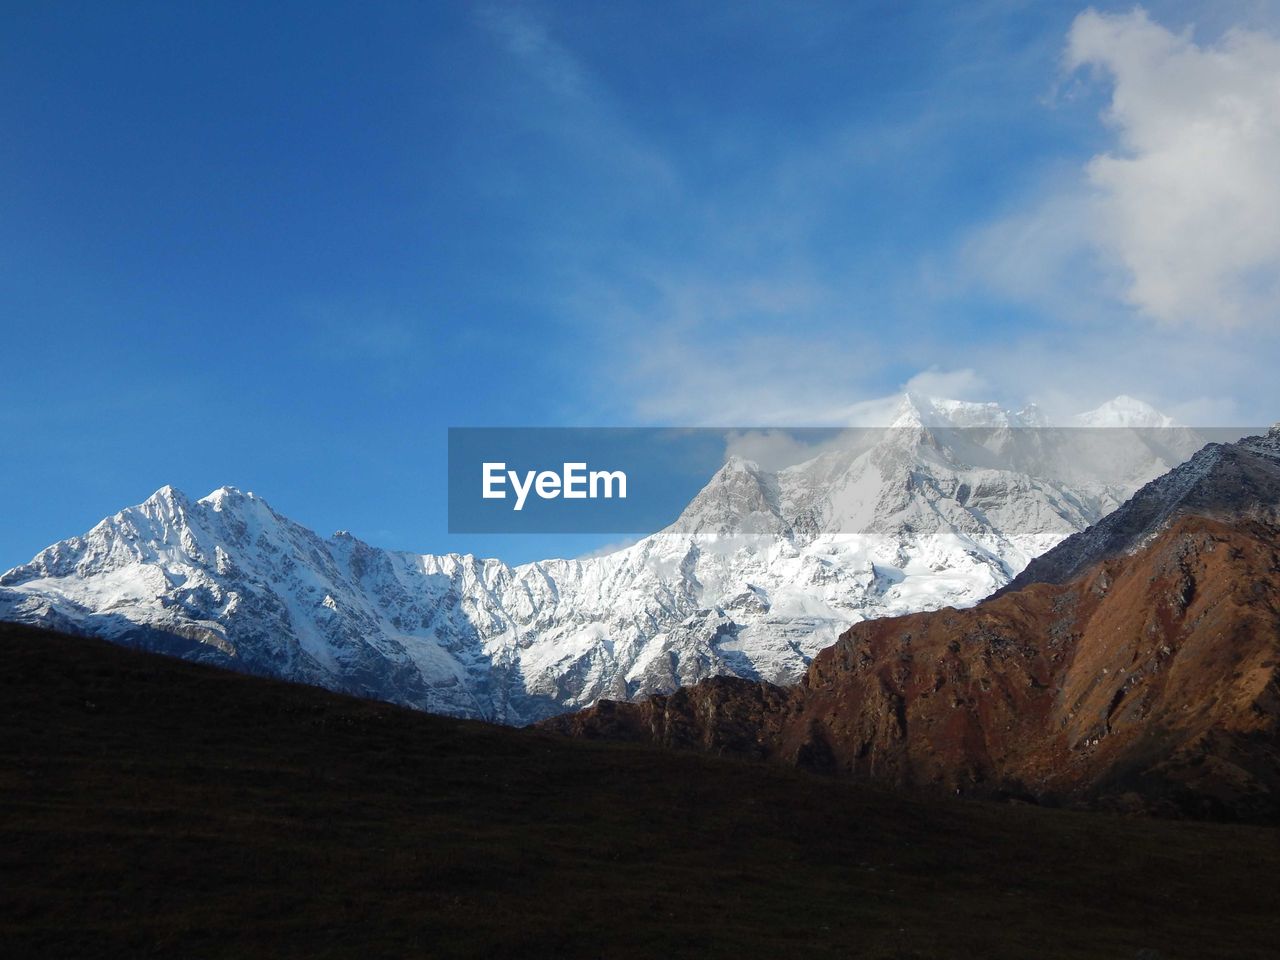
[1,623,1278,959]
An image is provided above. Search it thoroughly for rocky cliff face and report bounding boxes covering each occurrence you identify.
[544,429,1280,821]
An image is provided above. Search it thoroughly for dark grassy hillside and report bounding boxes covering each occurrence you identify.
[1,623,1277,960]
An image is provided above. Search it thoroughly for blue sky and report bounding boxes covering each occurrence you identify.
[3,0,1279,568]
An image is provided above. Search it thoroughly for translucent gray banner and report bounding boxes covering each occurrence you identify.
[447,425,1259,534]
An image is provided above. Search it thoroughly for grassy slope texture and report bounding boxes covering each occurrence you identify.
[1,622,1277,960]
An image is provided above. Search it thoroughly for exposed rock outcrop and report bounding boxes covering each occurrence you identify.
[545,430,1280,822]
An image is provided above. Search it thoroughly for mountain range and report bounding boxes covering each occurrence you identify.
[545,425,1280,820]
[0,393,1207,723]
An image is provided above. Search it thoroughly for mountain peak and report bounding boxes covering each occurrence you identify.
[200,485,247,508]
[719,454,763,475]
[1075,395,1178,429]
[893,392,1026,429]
[138,485,193,521]
[668,454,785,535]
[1016,402,1049,427]
[889,391,942,427]
[858,392,1180,430]
[194,487,283,521]
[146,484,189,505]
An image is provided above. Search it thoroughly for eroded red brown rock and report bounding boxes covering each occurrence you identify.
[544,513,1280,821]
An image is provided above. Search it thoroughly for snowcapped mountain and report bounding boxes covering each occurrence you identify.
[0,394,1206,723]
[1071,394,1179,429]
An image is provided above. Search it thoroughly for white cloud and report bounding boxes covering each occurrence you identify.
[967,7,1280,330]
[617,327,886,425]
[485,3,1280,428]
[903,366,990,400]
[1069,6,1280,326]
[721,429,836,470]
[961,179,1113,322]
[945,6,1280,425]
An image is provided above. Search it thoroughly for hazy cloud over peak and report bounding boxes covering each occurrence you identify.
[903,367,991,401]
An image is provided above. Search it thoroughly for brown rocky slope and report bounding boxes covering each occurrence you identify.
[542,429,1280,822]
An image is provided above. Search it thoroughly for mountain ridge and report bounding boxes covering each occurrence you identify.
[543,427,1280,821]
[0,394,1209,723]
[1004,423,1280,592]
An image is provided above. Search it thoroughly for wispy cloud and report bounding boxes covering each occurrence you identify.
[475,2,591,101]
[473,0,674,189]
[477,3,1280,427]
[903,367,991,401]
[470,3,996,426]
